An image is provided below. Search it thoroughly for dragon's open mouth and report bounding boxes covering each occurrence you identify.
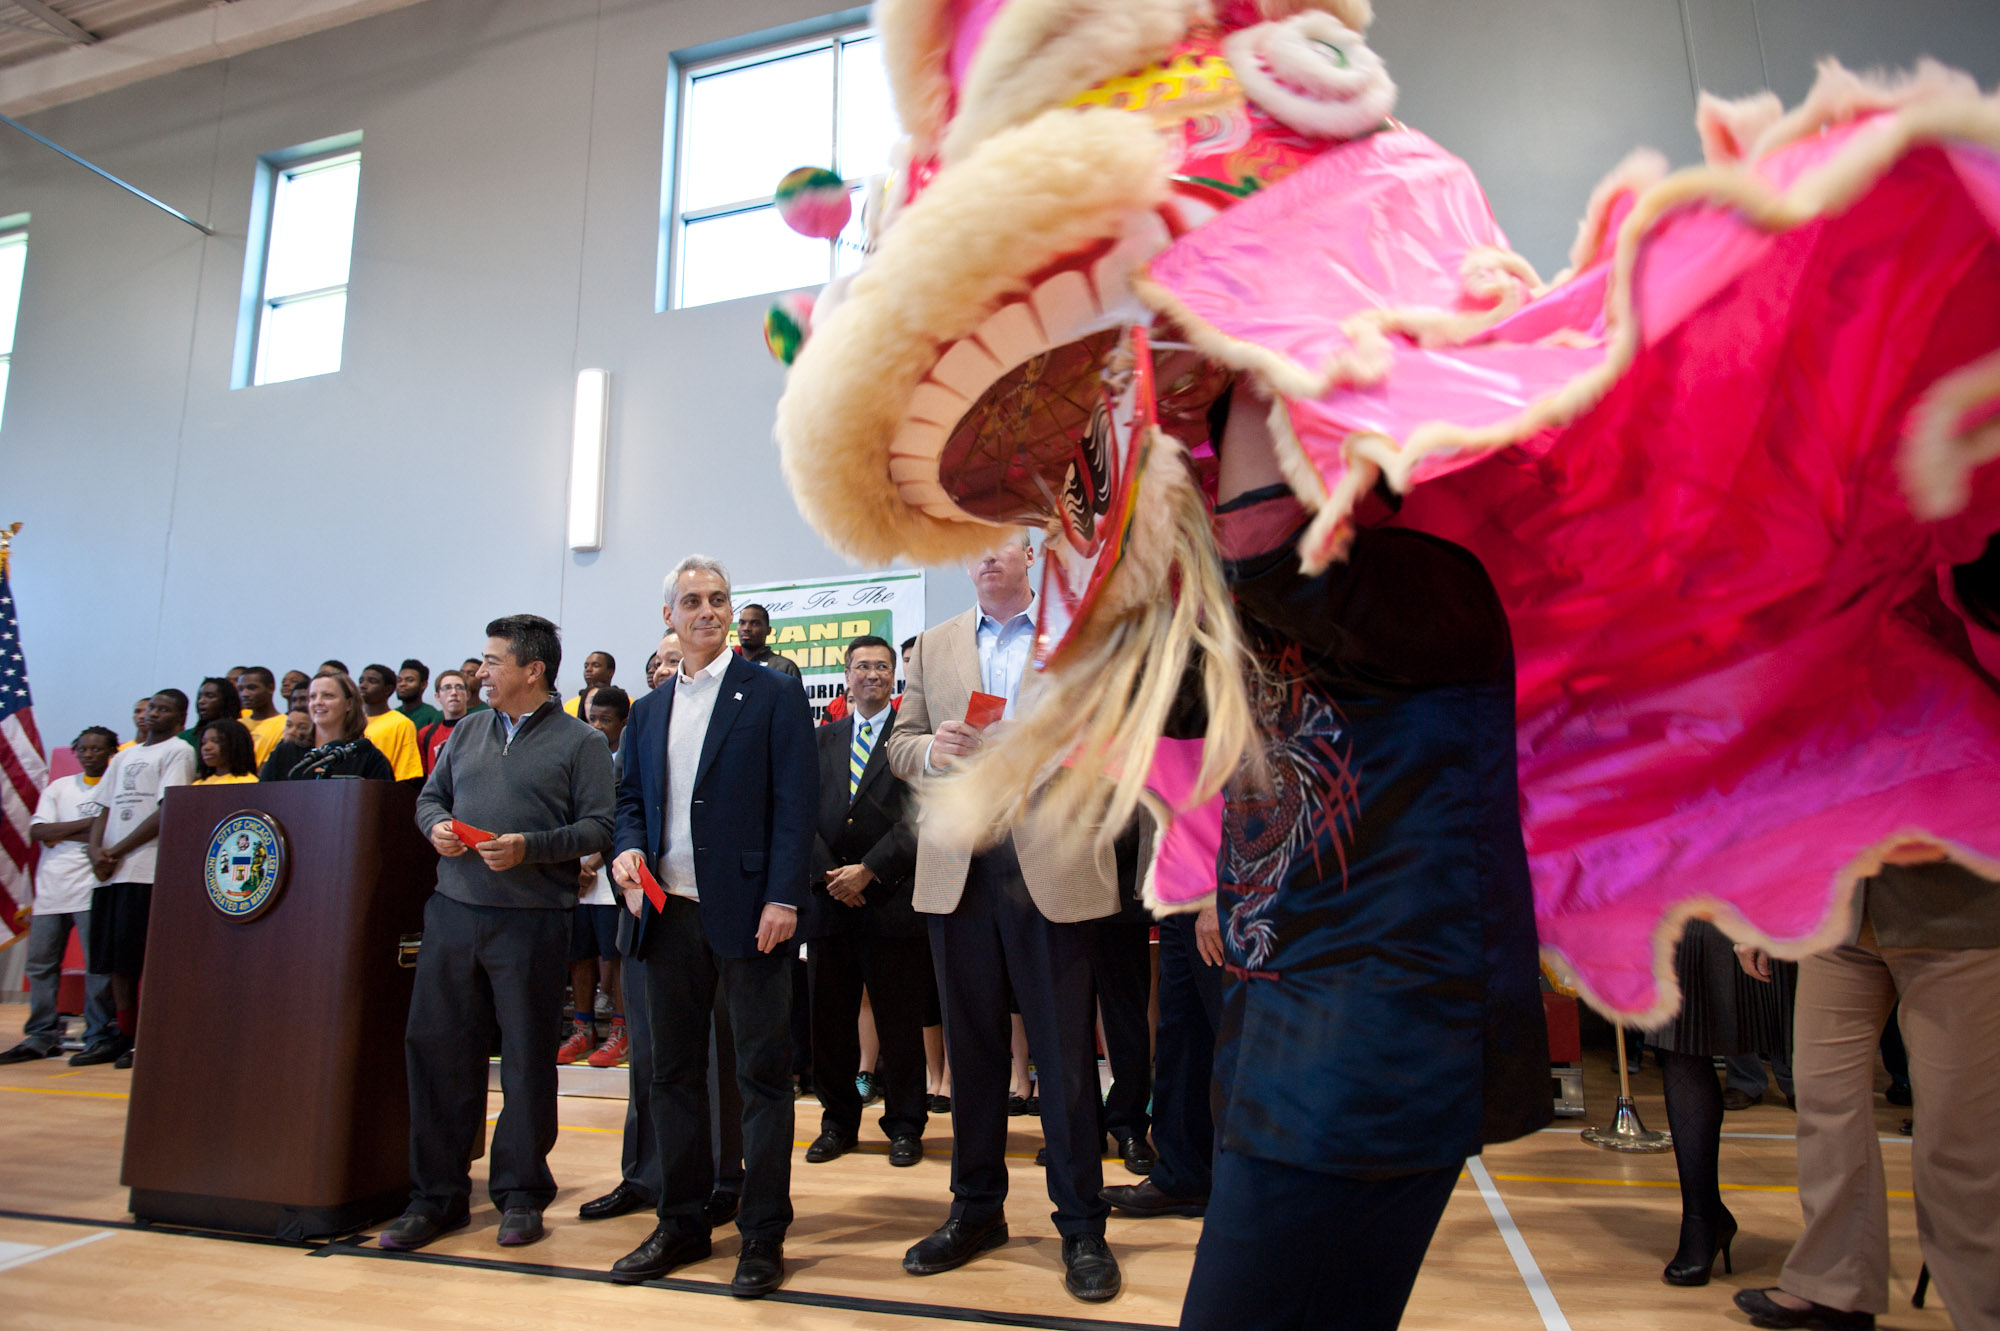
[879,218,1231,665]
[886,205,1229,531]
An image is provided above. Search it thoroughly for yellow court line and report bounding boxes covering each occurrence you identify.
[1491,1173,1912,1199]
[18,1107,1914,1199]
[0,1085,130,1100]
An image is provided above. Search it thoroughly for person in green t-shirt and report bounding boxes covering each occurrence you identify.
[460,657,490,711]
[177,676,241,746]
[395,658,444,729]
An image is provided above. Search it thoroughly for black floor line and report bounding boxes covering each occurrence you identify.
[0,1205,339,1250]
[314,1235,1172,1330]
[0,1206,1169,1330]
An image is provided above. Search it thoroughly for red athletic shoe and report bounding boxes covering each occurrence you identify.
[587,1020,629,1068]
[556,1020,595,1065]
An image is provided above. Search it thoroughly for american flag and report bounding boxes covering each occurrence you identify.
[0,565,46,940]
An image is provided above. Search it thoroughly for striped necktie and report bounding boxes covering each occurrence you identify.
[850,718,873,798]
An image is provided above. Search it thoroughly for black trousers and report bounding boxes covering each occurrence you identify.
[618,956,744,1200]
[1088,917,1155,1138]
[1181,1152,1460,1330]
[930,842,1107,1236]
[405,893,569,1216]
[809,930,932,1141]
[790,952,812,1082]
[618,952,658,1200]
[642,896,791,1240]
[1151,912,1225,1198]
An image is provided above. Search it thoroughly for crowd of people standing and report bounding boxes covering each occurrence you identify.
[7,510,1991,1328]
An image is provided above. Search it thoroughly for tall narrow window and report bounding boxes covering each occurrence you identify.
[238,138,361,387]
[667,27,896,310]
[0,222,26,429]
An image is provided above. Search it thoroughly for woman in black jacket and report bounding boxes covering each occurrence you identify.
[258,671,395,781]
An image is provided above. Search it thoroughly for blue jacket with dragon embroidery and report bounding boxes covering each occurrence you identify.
[1199,487,1551,1174]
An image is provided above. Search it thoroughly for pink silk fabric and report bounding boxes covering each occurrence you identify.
[946,0,1009,105]
[1144,121,2000,1017]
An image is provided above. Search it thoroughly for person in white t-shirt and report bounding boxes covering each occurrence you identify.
[78,691,198,1067]
[0,728,120,1064]
[565,686,632,1069]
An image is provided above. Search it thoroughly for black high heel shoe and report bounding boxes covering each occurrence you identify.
[1663,1209,1737,1286]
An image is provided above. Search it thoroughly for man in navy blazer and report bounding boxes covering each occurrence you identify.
[605,555,817,1299]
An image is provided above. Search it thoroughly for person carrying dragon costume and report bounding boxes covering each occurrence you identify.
[765,0,2000,1323]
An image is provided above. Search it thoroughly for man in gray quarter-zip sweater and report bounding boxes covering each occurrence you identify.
[378,614,615,1256]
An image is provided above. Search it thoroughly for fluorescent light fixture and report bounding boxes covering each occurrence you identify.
[568,368,610,551]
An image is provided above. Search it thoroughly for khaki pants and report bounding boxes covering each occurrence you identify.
[1780,938,2000,1325]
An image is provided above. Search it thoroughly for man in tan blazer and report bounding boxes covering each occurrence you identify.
[886,534,1124,1303]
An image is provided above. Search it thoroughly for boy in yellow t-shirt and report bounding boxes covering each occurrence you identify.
[357,664,424,780]
[116,697,147,751]
[562,650,617,716]
[235,667,287,766]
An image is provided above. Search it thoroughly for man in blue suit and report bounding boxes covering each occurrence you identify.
[605,554,818,1299]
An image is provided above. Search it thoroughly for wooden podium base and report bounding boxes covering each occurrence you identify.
[125,782,439,1247]
[130,1186,408,1241]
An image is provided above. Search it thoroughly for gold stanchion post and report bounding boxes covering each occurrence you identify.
[1581,1023,1671,1152]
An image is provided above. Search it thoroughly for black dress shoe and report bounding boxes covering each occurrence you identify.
[928,1093,952,1114]
[703,1189,740,1229]
[1721,1087,1763,1111]
[114,1047,134,1070]
[731,1238,784,1298]
[1061,1233,1121,1302]
[496,1207,544,1246]
[805,1130,855,1164]
[68,1035,127,1067]
[1006,1094,1028,1116]
[1108,1129,1155,1175]
[0,1041,57,1064]
[1034,1146,1047,1166]
[578,1181,652,1220]
[1733,1288,1875,1330]
[889,1135,924,1167]
[1884,1077,1912,1107]
[376,1208,470,1251]
[1101,1179,1207,1218]
[609,1225,712,1284]
[903,1215,1008,1275]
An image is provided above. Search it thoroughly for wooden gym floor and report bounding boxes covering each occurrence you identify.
[0,1008,1953,1330]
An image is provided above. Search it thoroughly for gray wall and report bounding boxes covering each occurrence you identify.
[1,0,1996,744]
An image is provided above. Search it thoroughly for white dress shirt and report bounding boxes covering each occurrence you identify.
[924,593,1037,774]
[660,650,731,901]
[976,594,1037,720]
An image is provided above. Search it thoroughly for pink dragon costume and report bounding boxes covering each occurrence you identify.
[768,0,2000,1024]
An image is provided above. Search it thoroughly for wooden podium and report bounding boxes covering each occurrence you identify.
[123,779,440,1239]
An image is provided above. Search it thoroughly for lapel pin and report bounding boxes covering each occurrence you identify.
[734,692,743,700]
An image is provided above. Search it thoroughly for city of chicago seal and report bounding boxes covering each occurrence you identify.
[203,812,288,920]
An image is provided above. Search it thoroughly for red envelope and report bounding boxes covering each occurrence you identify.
[450,819,494,848]
[965,691,1007,729]
[634,858,668,912]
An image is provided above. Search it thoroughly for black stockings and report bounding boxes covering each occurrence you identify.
[1659,1050,1732,1262]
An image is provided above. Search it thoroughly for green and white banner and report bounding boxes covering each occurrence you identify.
[729,569,926,722]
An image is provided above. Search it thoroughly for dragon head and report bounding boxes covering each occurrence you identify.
[771,0,1397,850]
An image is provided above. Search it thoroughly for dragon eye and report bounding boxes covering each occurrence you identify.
[1310,38,1349,68]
